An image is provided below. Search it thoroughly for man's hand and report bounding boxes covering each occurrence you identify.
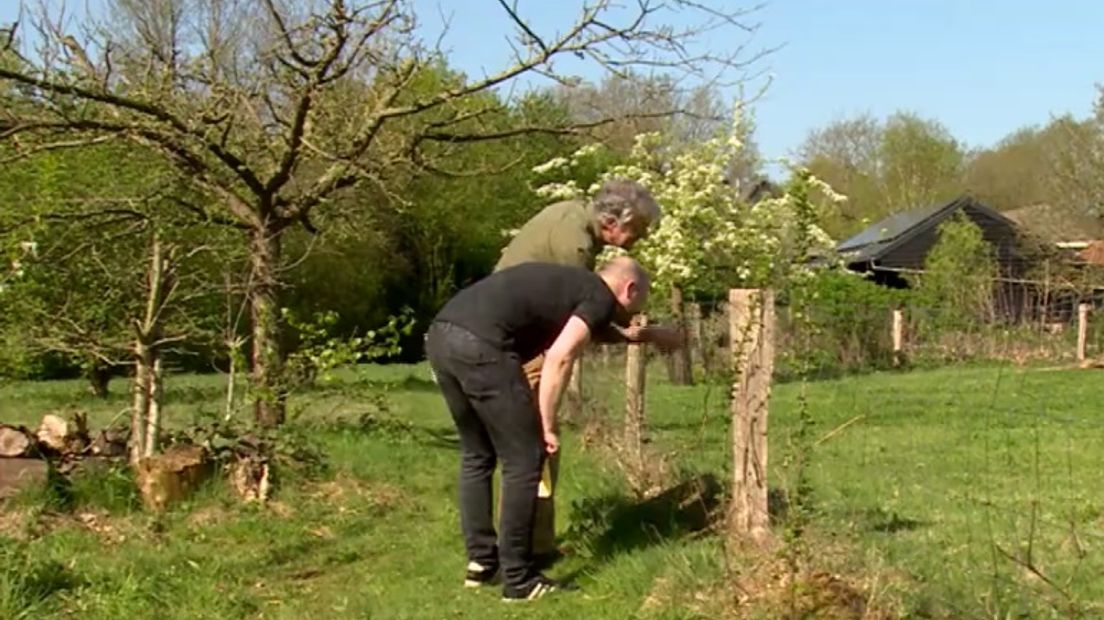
[642,326,685,353]
[543,430,560,454]
[621,323,647,342]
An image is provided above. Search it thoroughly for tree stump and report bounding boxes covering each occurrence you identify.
[0,425,34,458]
[135,444,213,512]
[229,454,271,504]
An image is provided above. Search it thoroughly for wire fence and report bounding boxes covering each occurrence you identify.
[573,292,1104,619]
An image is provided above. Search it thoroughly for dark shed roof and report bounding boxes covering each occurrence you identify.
[837,196,1032,276]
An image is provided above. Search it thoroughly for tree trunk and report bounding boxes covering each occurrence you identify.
[667,285,693,386]
[225,340,239,422]
[88,362,111,398]
[144,355,164,457]
[250,224,286,427]
[130,341,151,466]
[132,233,176,465]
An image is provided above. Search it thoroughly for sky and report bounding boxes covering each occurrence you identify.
[3,0,1103,177]
[411,0,1104,172]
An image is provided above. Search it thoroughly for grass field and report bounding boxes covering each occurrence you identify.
[0,360,1102,619]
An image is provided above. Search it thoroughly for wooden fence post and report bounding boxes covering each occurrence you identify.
[625,314,648,466]
[892,308,905,367]
[727,289,774,548]
[687,302,704,372]
[668,285,693,385]
[1077,303,1090,362]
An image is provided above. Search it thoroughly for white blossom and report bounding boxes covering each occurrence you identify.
[531,157,570,175]
[531,102,840,292]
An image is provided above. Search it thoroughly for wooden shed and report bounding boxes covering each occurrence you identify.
[837,196,1034,286]
[836,196,1045,321]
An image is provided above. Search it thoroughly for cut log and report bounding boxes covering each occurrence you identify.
[0,458,48,499]
[0,425,34,458]
[35,413,90,455]
[36,414,70,453]
[135,444,213,512]
[90,428,128,458]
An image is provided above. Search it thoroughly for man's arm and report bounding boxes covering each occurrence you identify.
[593,322,685,351]
[538,316,592,454]
[593,323,631,344]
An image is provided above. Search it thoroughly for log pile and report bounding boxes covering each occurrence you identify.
[0,412,127,461]
[1,412,274,511]
[0,412,129,499]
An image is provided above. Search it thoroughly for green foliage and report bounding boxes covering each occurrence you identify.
[911,213,997,331]
[782,270,908,376]
[68,465,143,514]
[282,307,415,391]
[802,111,966,238]
[963,121,1071,211]
[279,65,580,355]
[879,112,964,208]
[0,143,237,380]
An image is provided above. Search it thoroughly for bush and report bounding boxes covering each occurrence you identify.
[781,269,910,377]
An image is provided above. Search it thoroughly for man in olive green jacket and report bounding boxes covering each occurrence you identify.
[495,178,684,562]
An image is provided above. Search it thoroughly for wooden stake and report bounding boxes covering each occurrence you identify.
[668,285,693,385]
[727,289,774,548]
[1077,303,1090,362]
[892,308,905,367]
[624,314,648,465]
[687,302,704,373]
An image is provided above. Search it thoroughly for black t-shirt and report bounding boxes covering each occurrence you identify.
[435,262,621,360]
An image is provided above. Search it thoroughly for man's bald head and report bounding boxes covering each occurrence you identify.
[598,256,650,314]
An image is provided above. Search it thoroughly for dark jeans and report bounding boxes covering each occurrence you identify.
[425,321,545,588]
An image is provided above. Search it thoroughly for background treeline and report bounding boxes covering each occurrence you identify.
[4,26,1104,388]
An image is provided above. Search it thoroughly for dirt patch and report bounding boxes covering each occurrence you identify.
[303,473,411,513]
[187,505,235,529]
[643,556,903,620]
[267,500,297,519]
[307,525,335,540]
[25,509,140,545]
[0,506,35,539]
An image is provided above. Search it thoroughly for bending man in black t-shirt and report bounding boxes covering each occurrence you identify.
[426,257,651,601]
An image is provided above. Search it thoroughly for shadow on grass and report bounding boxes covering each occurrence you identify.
[865,508,925,533]
[563,474,722,565]
[0,543,84,617]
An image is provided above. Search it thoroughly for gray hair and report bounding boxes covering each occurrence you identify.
[591,179,662,228]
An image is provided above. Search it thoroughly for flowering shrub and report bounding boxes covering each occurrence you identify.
[531,105,842,297]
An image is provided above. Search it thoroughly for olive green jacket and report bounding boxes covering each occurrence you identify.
[495,200,604,272]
